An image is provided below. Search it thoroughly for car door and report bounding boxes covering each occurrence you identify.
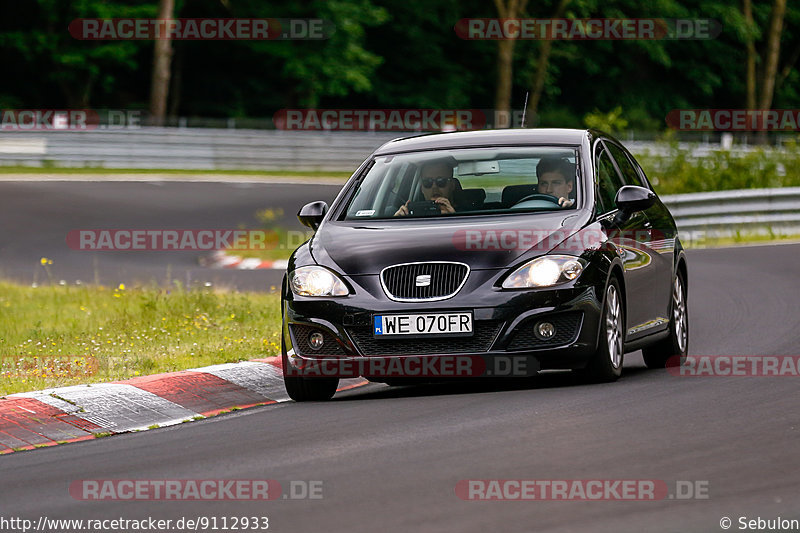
[604,141,674,331]
[593,141,656,338]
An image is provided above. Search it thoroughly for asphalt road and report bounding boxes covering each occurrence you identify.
[0,180,343,291]
[2,242,800,532]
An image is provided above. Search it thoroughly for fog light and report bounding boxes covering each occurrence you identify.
[309,332,325,350]
[536,321,555,340]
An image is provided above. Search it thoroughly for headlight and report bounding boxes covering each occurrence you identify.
[289,265,349,297]
[502,255,584,289]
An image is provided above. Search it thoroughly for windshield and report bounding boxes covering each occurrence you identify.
[342,146,580,220]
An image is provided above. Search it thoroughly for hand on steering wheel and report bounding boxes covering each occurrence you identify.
[512,193,562,206]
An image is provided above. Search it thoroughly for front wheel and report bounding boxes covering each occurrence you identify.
[642,271,688,368]
[282,333,339,401]
[578,277,625,382]
[284,375,339,402]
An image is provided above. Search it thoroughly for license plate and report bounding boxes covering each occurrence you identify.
[373,312,473,337]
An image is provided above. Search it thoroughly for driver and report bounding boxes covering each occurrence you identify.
[394,160,459,216]
[536,157,576,208]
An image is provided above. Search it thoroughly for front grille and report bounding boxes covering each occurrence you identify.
[381,262,469,301]
[506,312,583,351]
[346,321,502,356]
[289,324,347,356]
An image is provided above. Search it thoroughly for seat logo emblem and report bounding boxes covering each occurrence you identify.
[415,274,431,287]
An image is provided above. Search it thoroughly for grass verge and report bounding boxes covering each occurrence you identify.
[0,281,282,396]
[222,226,312,262]
[681,231,800,249]
[636,140,800,195]
[220,208,313,262]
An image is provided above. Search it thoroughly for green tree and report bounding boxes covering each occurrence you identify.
[0,0,156,107]
[223,0,388,109]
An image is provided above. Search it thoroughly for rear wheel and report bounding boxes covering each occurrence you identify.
[642,271,688,368]
[579,277,624,382]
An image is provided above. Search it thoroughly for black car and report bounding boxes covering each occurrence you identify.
[281,129,688,401]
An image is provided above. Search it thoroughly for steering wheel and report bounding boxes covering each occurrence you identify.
[511,193,562,206]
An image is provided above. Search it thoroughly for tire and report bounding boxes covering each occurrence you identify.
[642,270,688,368]
[281,330,339,401]
[284,375,339,402]
[579,277,625,382]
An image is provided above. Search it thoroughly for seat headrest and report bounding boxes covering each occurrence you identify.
[454,188,486,208]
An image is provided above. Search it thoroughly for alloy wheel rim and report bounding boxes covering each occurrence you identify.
[673,276,687,353]
[605,284,623,368]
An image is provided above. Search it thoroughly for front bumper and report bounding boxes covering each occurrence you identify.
[282,268,605,378]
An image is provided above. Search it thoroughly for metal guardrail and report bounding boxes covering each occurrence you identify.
[1,128,798,238]
[0,128,782,172]
[662,187,800,238]
[0,129,400,171]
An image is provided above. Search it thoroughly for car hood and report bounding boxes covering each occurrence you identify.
[308,211,591,275]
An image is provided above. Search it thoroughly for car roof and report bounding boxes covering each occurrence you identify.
[373,128,595,155]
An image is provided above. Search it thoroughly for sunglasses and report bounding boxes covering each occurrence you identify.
[421,177,451,188]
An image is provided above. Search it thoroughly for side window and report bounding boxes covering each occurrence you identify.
[595,147,624,215]
[606,143,644,187]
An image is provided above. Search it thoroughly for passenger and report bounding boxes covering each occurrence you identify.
[394,160,460,216]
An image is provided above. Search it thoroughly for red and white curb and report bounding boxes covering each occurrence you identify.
[0,357,367,454]
[201,250,288,270]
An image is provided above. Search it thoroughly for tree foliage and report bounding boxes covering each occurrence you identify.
[0,0,797,130]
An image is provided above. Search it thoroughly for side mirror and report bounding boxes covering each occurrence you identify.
[615,185,656,214]
[297,201,328,230]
